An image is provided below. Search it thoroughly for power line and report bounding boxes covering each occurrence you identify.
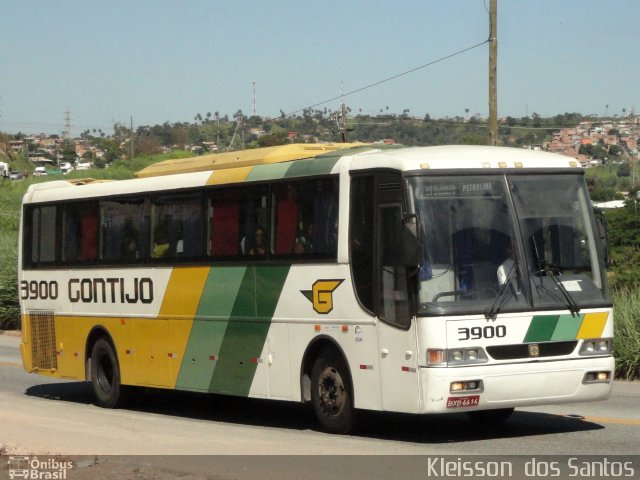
[283,38,490,118]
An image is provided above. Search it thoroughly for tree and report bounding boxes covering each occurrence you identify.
[61,139,76,164]
[532,113,542,128]
[258,131,287,147]
[617,163,631,177]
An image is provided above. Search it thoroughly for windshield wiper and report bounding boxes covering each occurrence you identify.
[531,234,581,317]
[485,260,519,320]
[545,265,581,317]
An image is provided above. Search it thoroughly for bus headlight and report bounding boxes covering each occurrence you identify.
[579,338,613,356]
[447,347,487,365]
[427,347,488,366]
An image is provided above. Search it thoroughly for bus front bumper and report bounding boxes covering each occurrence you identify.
[419,356,615,414]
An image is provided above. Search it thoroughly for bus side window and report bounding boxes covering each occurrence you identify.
[271,178,339,259]
[242,189,268,257]
[209,191,240,257]
[152,193,203,259]
[313,181,338,255]
[273,184,298,255]
[100,198,149,261]
[63,203,98,262]
[25,206,57,266]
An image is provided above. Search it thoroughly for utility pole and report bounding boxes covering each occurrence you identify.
[337,81,347,142]
[252,81,256,117]
[130,116,134,161]
[64,109,71,140]
[489,0,498,145]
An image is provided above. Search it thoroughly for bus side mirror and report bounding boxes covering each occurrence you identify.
[402,214,421,268]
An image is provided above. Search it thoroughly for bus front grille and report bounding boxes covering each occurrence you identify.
[29,310,57,370]
[487,341,578,360]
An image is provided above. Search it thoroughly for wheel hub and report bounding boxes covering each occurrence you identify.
[319,366,346,416]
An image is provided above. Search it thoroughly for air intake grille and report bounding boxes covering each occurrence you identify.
[487,341,577,360]
[29,310,57,370]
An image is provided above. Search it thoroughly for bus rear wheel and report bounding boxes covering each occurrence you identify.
[90,337,125,408]
[310,348,354,434]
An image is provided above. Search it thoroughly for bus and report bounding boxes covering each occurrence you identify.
[19,143,614,434]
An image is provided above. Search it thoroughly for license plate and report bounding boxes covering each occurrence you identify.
[446,395,480,408]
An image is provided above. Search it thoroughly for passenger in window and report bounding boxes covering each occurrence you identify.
[153,229,170,258]
[294,223,314,254]
[248,226,267,256]
[121,218,139,260]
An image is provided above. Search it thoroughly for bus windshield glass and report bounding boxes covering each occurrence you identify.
[408,173,607,316]
[509,174,606,310]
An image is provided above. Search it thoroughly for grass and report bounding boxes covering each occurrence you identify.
[0,230,19,330]
[612,285,640,380]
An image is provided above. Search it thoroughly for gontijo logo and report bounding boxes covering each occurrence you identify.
[301,279,344,314]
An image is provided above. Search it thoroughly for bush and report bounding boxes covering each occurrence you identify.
[612,285,640,380]
[0,231,19,330]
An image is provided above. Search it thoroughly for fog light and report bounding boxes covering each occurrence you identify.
[450,380,483,393]
[584,371,611,384]
[451,382,464,392]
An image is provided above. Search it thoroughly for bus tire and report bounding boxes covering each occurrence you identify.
[466,408,514,423]
[310,348,354,434]
[90,337,125,408]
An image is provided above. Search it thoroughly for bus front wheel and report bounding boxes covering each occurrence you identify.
[90,337,125,408]
[310,348,354,434]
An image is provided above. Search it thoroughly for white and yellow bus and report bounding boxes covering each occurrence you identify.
[19,143,614,433]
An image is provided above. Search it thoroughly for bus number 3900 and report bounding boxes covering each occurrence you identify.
[458,325,507,341]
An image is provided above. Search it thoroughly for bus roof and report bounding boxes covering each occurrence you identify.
[349,145,583,172]
[22,145,581,205]
[134,143,366,178]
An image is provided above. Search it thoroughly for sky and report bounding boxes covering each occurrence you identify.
[1,0,639,136]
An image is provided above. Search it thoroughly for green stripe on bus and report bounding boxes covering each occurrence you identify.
[246,162,292,182]
[524,315,560,343]
[550,314,584,341]
[284,156,340,178]
[209,265,290,396]
[175,267,246,391]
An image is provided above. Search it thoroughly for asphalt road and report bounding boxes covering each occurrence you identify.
[1,332,638,479]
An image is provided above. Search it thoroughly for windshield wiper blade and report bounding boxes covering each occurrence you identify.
[546,267,581,317]
[485,261,518,320]
[530,233,580,317]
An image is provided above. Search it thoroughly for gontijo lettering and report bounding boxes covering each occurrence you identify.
[68,277,154,304]
[19,278,154,304]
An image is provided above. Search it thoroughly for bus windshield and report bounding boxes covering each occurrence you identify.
[409,173,607,316]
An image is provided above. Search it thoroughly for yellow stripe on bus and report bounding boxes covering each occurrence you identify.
[577,312,609,339]
[157,267,210,387]
[159,267,210,317]
[206,166,252,185]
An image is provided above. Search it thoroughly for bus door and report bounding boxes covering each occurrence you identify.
[351,173,419,412]
[374,174,419,412]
